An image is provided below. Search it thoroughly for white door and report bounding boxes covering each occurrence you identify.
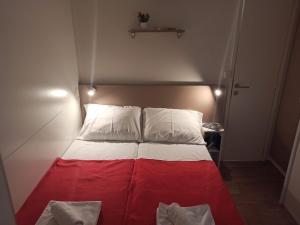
[223,0,296,161]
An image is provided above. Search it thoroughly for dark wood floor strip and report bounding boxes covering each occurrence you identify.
[221,161,298,225]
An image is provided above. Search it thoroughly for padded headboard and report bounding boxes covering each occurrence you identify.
[79,84,225,122]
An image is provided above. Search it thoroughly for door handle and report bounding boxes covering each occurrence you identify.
[234,83,250,89]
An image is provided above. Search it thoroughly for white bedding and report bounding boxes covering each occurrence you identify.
[78,104,142,142]
[62,140,138,160]
[138,143,212,161]
[63,140,212,161]
[143,108,205,145]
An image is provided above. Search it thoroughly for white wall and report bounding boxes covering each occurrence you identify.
[285,143,300,223]
[284,121,300,224]
[0,0,81,211]
[0,157,16,225]
[71,0,238,84]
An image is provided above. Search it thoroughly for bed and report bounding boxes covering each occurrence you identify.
[16,159,134,225]
[16,85,244,225]
[125,159,243,225]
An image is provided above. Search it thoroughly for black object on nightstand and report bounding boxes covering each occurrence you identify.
[203,123,224,166]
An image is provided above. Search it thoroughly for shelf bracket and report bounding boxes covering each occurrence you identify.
[177,31,184,38]
[130,31,136,38]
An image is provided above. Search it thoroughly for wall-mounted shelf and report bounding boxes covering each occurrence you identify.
[129,28,185,39]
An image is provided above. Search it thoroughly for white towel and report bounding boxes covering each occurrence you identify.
[157,202,215,225]
[35,201,101,225]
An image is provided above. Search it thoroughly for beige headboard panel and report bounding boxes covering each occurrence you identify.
[79,84,225,122]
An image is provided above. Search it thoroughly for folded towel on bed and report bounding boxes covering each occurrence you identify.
[157,202,215,225]
[51,201,84,225]
[35,201,101,225]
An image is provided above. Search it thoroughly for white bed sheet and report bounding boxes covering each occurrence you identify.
[62,140,138,160]
[138,143,212,161]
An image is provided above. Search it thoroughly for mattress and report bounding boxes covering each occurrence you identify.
[62,140,138,160]
[63,140,212,161]
[138,143,212,161]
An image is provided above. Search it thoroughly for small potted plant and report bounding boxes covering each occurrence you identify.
[138,12,150,29]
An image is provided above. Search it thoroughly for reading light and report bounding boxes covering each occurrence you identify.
[87,87,96,96]
[214,88,222,97]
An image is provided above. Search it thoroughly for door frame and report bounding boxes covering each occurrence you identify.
[221,0,300,162]
[220,0,246,162]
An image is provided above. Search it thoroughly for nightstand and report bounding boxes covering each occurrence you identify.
[203,126,224,167]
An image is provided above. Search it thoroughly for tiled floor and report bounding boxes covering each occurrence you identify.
[221,161,298,225]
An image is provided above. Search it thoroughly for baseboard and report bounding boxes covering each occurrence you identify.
[221,160,264,162]
[269,157,286,176]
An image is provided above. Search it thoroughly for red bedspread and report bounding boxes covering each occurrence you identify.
[125,159,244,225]
[16,159,134,225]
[17,159,244,225]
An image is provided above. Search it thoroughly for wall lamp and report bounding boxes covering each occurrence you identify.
[87,86,96,97]
[214,88,222,97]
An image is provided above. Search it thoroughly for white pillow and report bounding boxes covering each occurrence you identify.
[143,107,205,144]
[78,104,142,142]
